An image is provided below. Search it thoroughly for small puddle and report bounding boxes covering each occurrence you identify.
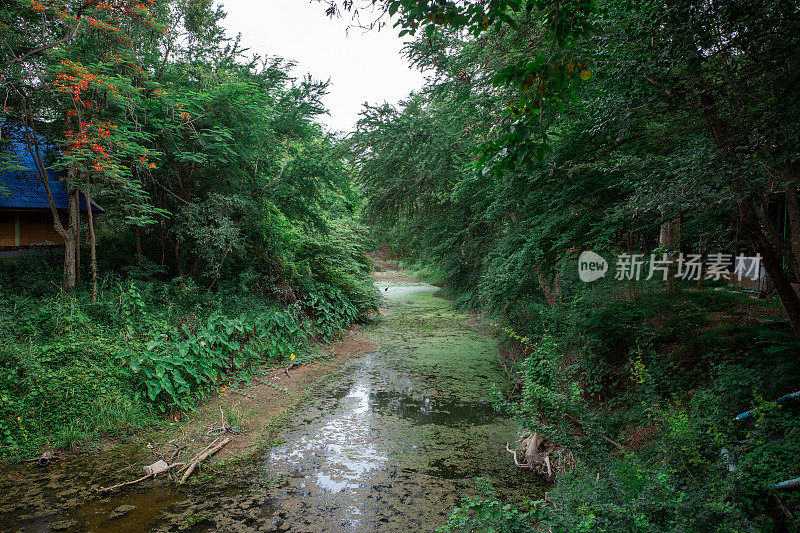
[0,283,542,532]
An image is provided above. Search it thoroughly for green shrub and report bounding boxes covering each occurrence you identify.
[438,478,542,533]
[0,246,378,458]
[123,307,309,410]
[0,335,152,457]
[480,289,800,532]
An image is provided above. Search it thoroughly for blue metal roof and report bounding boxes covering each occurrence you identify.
[0,138,102,213]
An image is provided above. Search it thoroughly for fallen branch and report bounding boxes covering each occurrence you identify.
[98,473,153,493]
[179,436,230,484]
[564,413,625,451]
[23,450,59,466]
[680,457,701,490]
[97,461,184,493]
[181,436,222,467]
[165,444,186,462]
[773,494,795,520]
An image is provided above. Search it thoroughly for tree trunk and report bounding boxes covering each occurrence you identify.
[697,83,800,335]
[554,271,562,302]
[696,243,704,290]
[659,216,681,293]
[759,242,800,337]
[784,183,800,279]
[135,223,142,263]
[75,194,81,281]
[22,124,76,289]
[85,183,98,303]
[741,197,800,337]
[63,189,78,289]
[173,239,184,278]
[534,261,559,306]
[160,218,166,266]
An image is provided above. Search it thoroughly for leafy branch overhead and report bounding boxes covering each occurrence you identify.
[324,0,595,170]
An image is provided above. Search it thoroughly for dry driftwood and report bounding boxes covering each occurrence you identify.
[97,460,185,493]
[96,433,232,491]
[23,450,58,466]
[506,432,576,482]
[187,436,223,463]
[505,412,627,481]
[205,406,238,436]
[179,436,230,484]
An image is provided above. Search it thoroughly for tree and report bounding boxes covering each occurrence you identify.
[1,0,167,292]
[345,0,800,336]
[614,0,800,334]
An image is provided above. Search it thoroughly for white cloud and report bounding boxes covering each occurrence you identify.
[220,0,425,133]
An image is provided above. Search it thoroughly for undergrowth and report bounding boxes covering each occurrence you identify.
[0,251,377,459]
[441,287,800,531]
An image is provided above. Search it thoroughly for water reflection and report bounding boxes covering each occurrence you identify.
[267,363,389,501]
[258,284,530,530]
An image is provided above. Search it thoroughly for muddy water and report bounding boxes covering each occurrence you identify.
[0,284,540,532]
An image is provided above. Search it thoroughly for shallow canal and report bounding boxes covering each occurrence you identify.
[1,284,538,532]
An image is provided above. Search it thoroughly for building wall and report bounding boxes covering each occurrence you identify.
[0,212,17,246]
[21,211,64,245]
[0,210,64,247]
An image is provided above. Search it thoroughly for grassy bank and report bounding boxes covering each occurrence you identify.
[0,256,378,460]
[432,283,800,532]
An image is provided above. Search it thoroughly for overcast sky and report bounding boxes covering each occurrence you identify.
[220,0,426,133]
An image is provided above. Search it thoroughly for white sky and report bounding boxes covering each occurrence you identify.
[220,0,426,133]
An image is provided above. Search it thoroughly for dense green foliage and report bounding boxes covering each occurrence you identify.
[2,0,799,528]
[0,213,374,457]
[349,0,800,530]
[434,291,800,531]
[0,1,377,458]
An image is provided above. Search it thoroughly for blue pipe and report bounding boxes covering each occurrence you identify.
[733,391,800,422]
[773,477,800,490]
